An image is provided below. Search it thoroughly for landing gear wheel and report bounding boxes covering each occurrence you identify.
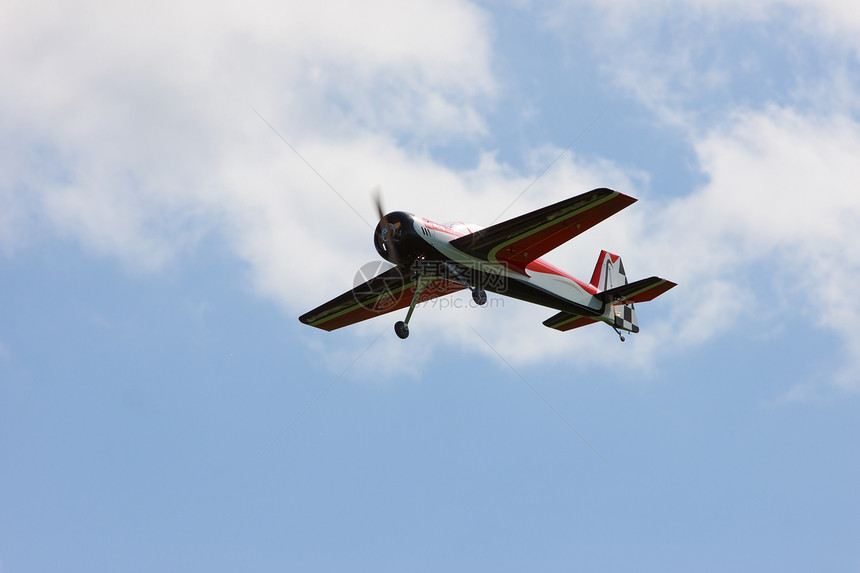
[394,321,409,339]
[472,288,488,306]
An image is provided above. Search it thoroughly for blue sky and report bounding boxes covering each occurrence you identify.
[2,1,860,571]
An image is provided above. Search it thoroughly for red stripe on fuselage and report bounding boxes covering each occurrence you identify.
[525,258,597,294]
[422,219,464,237]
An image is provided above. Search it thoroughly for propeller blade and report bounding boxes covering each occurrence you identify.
[371,185,385,221]
[370,185,401,263]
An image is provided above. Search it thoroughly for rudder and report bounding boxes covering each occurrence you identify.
[589,250,628,291]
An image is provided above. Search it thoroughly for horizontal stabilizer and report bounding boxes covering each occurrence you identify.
[543,311,599,332]
[598,276,676,305]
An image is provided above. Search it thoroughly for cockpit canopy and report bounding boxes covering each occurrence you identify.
[443,222,485,235]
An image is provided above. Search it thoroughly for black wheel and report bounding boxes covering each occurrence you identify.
[472,288,488,306]
[394,321,409,339]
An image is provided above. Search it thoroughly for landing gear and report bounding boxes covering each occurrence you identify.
[443,262,487,306]
[393,264,487,339]
[472,288,488,306]
[612,326,626,342]
[394,320,409,339]
[393,273,432,340]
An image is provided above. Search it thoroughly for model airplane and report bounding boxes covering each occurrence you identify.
[299,188,675,340]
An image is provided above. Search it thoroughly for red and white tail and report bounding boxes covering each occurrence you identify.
[589,250,627,292]
[590,250,676,333]
[588,250,636,332]
[545,249,675,337]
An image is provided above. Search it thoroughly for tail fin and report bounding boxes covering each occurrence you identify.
[590,250,639,334]
[589,250,628,292]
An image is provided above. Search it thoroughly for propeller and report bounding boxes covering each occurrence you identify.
[372,185,399,263]
[372,185,385,221]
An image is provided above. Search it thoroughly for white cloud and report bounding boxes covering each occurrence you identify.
[690,107,860,392]
[0,0,495,279]
[3,0,860,395]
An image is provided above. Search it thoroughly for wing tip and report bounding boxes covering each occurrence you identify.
[592,187,637,202]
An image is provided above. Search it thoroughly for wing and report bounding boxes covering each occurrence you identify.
[449,188,636,274]
[597,276,677,305]
[299,266,466,331]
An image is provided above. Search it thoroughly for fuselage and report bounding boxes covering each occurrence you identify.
[375,211,605,318]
